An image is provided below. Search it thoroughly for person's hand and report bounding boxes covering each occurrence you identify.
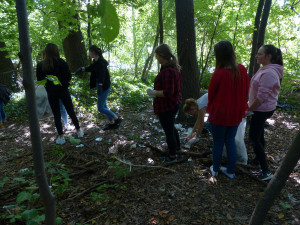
[246,111,253,117]
[146,88,156,97]
[75,67,83,74]
[187,137,200,145]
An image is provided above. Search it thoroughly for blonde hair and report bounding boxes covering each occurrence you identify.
[155,44,181,70]
[183,98,198,113]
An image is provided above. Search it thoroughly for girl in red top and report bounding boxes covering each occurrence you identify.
[207,40,249,178]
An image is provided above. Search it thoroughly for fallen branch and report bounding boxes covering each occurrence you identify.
[114,157,177,173]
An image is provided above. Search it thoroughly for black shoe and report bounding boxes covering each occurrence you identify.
[259,171,273,181]
[114,117,123,129]
[103,123,116,131]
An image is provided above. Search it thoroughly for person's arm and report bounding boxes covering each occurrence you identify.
[249,98,261,111]
[59,59,72,82]
[190,107,205,138]
[36,63,45,81]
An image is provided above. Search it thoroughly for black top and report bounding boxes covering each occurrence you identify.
[85,57,111,90]
[36,57,72,92]
[0,84,10,105]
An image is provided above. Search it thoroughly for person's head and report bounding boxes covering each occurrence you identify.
[42,43,60,72]
[89,45,103,59]
[183,98,198,116]
[155,44,180,70]
[214,40,240,78]
[256,45,283,66]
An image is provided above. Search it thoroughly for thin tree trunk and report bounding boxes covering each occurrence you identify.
[248,0,265,78]
[253,0,272,74]
[132,6,138,77]
[199,0,226,84]
[141,26,159,82]
[15,1,56,224]
[232,3,243,49]
[87,0,92,64]
[249,131,300,225]
[175,0,200,120]
[158,0,163,44]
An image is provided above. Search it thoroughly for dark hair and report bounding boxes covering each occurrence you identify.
[214,40,240,79]
[262,45,283,66]
[155,44,181,70]
[42,43,60,72]
[89,45,103,58]
[183,98,198,113]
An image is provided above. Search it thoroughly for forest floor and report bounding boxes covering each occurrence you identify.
[0,104,299,225]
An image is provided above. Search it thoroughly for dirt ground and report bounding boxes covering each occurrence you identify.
[0,106,299,225]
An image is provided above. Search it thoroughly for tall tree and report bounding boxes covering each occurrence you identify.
[0,42,16,89]
[253,0,272,74]
[249,131,300,225]
[158,0,163,44]
[15,0,56,224]
[175,0,200,120]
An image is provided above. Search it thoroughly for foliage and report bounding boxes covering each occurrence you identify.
[90,183,127,203]
[107,160,130,179]
[46,162,71,195]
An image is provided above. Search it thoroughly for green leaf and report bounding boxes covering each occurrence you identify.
[46,75,62,86]
[280,201,291,210]
[0,177,9,188]
[13,177,26,182]
[21,208,38,220]
[100,1,120,43]
[36,79,47,86]
[68,135,81,145]
[17,191,32,203]
[56,217,63,224]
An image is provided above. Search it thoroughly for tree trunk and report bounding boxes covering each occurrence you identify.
[175,0,200,120]
[249,131,300,225]
[141,25,159,82]
[132,6,138,77]
[158,0,163,44]
[253,0,272,74]
[0,42,16,90]
[62,27,88,73]
[232,3,243,49]
[15,1,56,224]
[199,0,226,87]
[248,0,265,78]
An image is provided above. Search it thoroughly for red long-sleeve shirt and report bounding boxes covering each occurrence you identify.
[207,64,249,126]
[153,65,182,114]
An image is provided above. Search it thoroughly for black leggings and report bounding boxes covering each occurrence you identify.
[158,105,180,156]
[47,88,80,135]
[249,110,274,172]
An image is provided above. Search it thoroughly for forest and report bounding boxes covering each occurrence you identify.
[0,0,299,224]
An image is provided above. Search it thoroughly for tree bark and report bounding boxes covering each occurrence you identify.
[141,25,159,82]
[175,0,200,120]
[0,42,16,90]
[132,6,138,77]
[15,1,56,224]
[249,131,300,225]
[248,0,265,78]
[232,3,243,49]
[253,0,272,74]
[158,0,163,44]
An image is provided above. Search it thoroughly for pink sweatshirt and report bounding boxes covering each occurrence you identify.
[249,64,284,112]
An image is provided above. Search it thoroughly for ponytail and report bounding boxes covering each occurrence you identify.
[155,44,181,71]
[89,45,103,58]
[262,45,283,66]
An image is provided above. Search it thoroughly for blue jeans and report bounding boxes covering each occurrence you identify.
[59,99,68,124]
[97,87,116,122]
[0,101,6,123]
[210,123,238,174]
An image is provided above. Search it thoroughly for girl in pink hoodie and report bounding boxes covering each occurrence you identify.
[248,44,284,181]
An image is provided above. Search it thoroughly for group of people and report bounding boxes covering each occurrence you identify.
[147,41,283,181]
[36,43,122,145]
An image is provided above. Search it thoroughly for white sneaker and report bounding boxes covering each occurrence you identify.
[220,167,235,179]
[77,130,84,138]
[64,123,73,130]
[56,137,66,145]
[210,165,218,177]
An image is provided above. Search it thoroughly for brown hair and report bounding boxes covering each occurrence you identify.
[183,98,198,113]
[42,43,60,72]
[155,44,181,70]
[262,45,283,66]
[214,40,240,79]
[89,45,103,58]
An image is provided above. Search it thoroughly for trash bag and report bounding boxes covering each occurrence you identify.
[35,85,52,119]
